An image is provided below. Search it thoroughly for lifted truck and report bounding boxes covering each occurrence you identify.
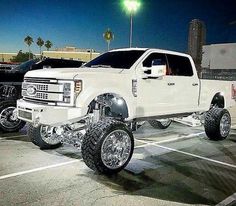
[17,48,236,174]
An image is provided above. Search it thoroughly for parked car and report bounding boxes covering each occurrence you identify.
[0,58,84,132]
[32,58,85,70]
[17,48,236,174]
[0,62,19,70]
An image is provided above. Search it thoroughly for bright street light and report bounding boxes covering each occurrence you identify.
[123,0,141,47]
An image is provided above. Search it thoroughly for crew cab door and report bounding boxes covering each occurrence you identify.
[135,52,200,118]
[136,52,174,117]
[165,54,199,112]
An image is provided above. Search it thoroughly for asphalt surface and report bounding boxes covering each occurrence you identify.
[0,115,236,206]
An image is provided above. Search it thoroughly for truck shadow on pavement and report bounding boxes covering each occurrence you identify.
[0,127,29,142]
[78,142,236,206]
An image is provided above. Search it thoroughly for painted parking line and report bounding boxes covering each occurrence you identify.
[216,193,236,206]
[0,160,80,180]
[0,134,27,140]
[136,138,236,169]
[134,132,205,149]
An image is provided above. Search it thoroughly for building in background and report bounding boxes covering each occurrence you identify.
[0,47,100,63]
[201,43,236,80]
[0,52,17,62]
[188,19,206,75]
[43,46,100,62]
[202,43,236,69]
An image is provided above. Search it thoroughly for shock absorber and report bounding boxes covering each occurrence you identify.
[93,98,101,123]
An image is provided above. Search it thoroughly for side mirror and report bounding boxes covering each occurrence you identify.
[142,65,166,79]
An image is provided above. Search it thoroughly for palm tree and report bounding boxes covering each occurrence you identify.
[45,40,53,51]
[103,28,114,51]
[36,37,44,59]
[24,35,34,60]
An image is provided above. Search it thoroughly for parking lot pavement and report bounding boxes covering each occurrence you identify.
[0,122,236,206]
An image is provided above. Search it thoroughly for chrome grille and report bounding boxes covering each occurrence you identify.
[22,90,48,100]
[22,78,64,104]
[22,83,49,92]
[22,77,74,106]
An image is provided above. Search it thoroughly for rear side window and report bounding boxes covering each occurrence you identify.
[166,54,193,76]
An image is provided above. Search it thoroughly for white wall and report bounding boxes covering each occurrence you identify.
[202,43,236,69]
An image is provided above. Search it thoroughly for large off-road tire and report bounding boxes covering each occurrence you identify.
[81,119,134,174]
[148,119,172,129]
[0,100,25,132]
[204,108,231,140]
[28,124,62,149]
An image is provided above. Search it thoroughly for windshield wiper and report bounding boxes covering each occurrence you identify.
[91,65,112,68]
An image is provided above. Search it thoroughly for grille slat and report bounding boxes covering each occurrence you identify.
[22,90,48,100]
[22,78,63,104]
[22,78,73,106]
[22,83,49,92]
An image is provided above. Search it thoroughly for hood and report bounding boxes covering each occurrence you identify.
[25,67,124,80]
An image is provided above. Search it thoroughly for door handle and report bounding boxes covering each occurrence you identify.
[192,83,198,86]
[168,83,175,86]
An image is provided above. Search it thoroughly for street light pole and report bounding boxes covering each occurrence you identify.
[124,0,140,48]
[129,13,133,47]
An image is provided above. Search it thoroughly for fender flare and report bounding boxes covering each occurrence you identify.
[75,89,135,119]
[210,92,225,108]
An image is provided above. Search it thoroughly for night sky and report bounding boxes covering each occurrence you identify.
[0,0,235,53]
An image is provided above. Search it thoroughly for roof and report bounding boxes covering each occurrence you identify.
[109,47,190,58]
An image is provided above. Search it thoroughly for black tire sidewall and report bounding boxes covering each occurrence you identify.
[204,108,231,140]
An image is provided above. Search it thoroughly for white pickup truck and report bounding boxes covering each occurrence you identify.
[17,48,236,174]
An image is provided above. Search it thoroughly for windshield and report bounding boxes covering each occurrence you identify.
[12,59,38,72]
[84,50,145,69]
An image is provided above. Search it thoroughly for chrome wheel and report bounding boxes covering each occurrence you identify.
[101,130,132,169]
[0,107,21,129]
[40,126,61,145]
[220,113,231,137]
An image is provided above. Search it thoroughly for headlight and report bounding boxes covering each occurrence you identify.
[57,80,82,106]
[63,83,71,103]
[57,80,74,106]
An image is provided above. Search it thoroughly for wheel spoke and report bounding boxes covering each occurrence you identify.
[40,126,61,145]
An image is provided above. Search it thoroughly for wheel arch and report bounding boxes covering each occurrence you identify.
[210,92,225,109]
[75,89,135,120]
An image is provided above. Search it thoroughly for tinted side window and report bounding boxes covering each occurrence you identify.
[143,53,167,67]
[166,54,193,76]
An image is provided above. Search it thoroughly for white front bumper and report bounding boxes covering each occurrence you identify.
[17,99,86,126]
